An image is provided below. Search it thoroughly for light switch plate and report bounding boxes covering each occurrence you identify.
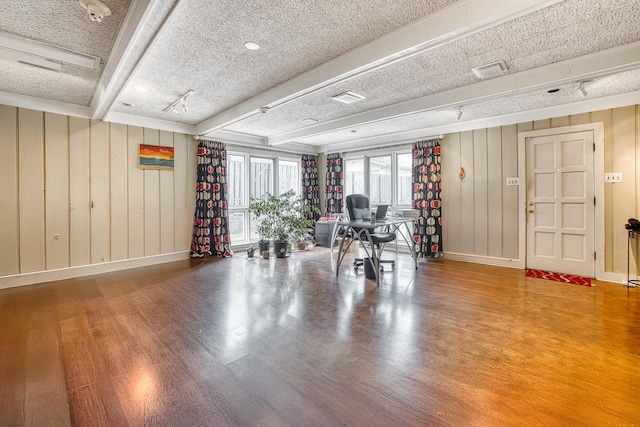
[605,172,622,183]
[506,177,519,186]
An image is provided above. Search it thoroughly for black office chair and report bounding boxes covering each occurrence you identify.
[345,194,396,273]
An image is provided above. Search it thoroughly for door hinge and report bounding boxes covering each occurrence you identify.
[594,197,596,206]
[593,142,596,152]
[594,252,597,261]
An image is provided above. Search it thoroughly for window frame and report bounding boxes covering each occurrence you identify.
[227,148,301,245]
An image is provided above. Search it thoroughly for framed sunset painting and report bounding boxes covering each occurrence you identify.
[139,144,174,170]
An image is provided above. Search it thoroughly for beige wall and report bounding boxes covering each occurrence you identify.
[442,105,640,275]
[0,106,197,278]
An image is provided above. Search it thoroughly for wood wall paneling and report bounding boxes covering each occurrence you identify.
[459,131,475,255]
[501,125,518,259]
[44,113,70,270]
[110,123,128,261]
[487,127,503,258]
[159,130,175,254]
[473,129,488,256]
[610,106,636,274]
[90,120,111,264]
[0,106,20,275]
[443,134,461,253]
[127,126,145,259]
[143,129,161,256]
[173,133,191,252]
[69,117,91,267]
[18,109,46,274]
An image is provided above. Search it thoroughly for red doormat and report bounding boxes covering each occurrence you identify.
[526,269,592,287]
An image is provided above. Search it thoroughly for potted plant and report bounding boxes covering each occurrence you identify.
[249,190,320,258]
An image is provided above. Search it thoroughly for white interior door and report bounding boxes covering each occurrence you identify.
[526,131,595,277]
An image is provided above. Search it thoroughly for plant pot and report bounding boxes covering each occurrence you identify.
[258,240,270,254]
[273,241,289,258]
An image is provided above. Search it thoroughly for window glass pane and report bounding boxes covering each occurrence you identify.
[397,153,413,206]
[228,211,246,243]
[279,160,300,195]
[227,154,245,207]
[250,157,273,198]
[369,156,392,205]
[345,159,364,197]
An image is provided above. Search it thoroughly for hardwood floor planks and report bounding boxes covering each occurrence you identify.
[0,248,639,426]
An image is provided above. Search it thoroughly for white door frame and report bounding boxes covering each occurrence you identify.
[517,123,604,279]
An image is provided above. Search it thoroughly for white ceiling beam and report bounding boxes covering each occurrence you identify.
[91,0,168,120]
[0,91,92,118]
[317,90,640,153]
[104,110,196,134]
[270,41,640,145]
[195,0,564,136]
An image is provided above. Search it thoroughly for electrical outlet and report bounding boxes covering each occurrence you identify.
[506,177,519,186]
[604,172,622,183]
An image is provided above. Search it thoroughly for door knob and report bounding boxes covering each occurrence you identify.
[528,208,534,213]
[528,201,534,206]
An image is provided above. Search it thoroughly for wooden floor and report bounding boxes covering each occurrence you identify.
[1,248,639,426]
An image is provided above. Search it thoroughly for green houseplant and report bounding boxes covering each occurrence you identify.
[249,190,319,258]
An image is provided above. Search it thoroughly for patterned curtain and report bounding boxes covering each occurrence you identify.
[412,139,443,258]
[191,140,233,258]
[325,153,344,215]
[301,154,320,222]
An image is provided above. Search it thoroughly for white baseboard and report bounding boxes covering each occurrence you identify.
[0,251,191,290]
[444,252,524,269]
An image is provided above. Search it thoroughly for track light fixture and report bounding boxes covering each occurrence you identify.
[456,106,463,120]
[164,90,194,114]
[577,81,587,96]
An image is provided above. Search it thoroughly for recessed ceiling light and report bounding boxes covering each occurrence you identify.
[472,60,508,79]
[332,91,365,104]
[548,88,560,93]
[119,101,134,107]
[300,117,319,124]
[244,42,260,50]
[350,130,357,133]
[134,85,148,92]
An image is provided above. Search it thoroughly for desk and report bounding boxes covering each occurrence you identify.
[330,217,418,284]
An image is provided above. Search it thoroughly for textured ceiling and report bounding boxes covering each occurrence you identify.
[0,0,639,152]
[0,0,131,105]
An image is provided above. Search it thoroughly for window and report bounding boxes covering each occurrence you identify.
[227,152,301,245]
[345,148,412,212]
[279,160,300,195]
[227,155,245,207]
[250,157,273,198]
[345,159,364,197]
[396,153,412,206]
[369,155,392,205]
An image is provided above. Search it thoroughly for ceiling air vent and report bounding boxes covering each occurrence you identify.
[472,60,508,79]
[332,91,365,104]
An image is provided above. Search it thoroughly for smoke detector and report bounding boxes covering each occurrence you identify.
[79,0,112,23]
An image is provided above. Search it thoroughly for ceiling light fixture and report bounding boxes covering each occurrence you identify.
[577,80,588,96]
[0,31,101,69]
[472,60,508,79]
[79,0,112,23]
[300,117,319,124]
[258,107,270,114]
[244,42,260,50]
[332,91,365,104]
[164,90,194,114]
[456,106,463,120]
